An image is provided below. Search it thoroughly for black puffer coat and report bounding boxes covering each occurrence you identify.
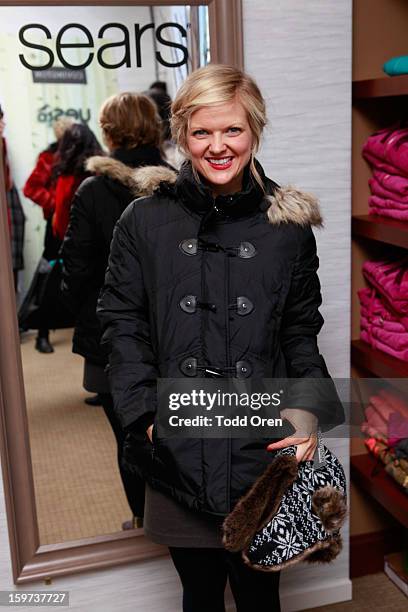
[97,161,345,517]
[61,145,174,365]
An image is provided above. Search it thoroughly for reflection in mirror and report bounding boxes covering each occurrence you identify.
[0,4,209,545]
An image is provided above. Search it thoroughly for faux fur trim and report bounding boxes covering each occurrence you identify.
[86,158,323,226]
[222,455,298,552]
[312,485,348,532]
[241,533,343,572]
[266,185,324,227]
[86,156,177,197]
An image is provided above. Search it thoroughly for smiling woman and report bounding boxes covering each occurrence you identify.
[172,64,267,195]
[97,63,344,611]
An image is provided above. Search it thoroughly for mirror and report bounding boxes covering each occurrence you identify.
[0,0,243,583]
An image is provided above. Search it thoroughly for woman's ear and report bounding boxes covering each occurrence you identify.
[102,131,114,152]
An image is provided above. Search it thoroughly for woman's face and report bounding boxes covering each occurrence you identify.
[186,97,254,196]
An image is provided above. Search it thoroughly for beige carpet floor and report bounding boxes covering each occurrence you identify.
[309,572,407,611]
[20,329,133,545]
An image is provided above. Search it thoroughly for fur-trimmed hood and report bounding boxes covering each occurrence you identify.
[267,185,323,227]
[86,155,178,198]
[86,156,323,227]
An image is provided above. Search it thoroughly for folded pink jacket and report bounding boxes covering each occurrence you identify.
[361,328,408,360]
[361,320,408,350]
[376,388,408,421]
[363,403,388,436]
[369,194,408,222]
[363,150,404,176]
[388,411,408,447]
[359,286,406,329]
[362,260,408,319]
[363,126,408,177]
[372,169,408,198]
[369,201,408,221]
[358,287,408,361]
[362,388,408,441]
[369,176,408,203]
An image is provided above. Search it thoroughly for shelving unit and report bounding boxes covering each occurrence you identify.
[353,75,408,99]
[351,340,408,378]
[351,0,408,578]
[350,454,408,529]
[352,0,408,376]
[352,215,408,249]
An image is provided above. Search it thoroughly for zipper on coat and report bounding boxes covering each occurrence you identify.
[224,251,232,513]
[199,237,208,366]
[198,212,210,510]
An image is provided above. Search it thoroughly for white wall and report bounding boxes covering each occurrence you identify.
[243,0,352,606]
[0,1,352,610]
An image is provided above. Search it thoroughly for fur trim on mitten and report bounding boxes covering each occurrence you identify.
[311,485,348,532]
[305,533,343,564]
[241,532,344,572]
[222,454,298,552]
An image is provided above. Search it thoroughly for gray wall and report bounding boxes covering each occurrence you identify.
[243,1,352,605]
[0,2,352,609]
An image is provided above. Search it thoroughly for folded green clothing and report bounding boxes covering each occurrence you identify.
[383,55,408,76]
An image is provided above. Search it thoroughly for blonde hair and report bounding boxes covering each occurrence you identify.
[99,92,161,149]
[52,116,75,140]
[171,64,267,190]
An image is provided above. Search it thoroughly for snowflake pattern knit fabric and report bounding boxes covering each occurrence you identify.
[222,442,347,572]
[244,445,347,570]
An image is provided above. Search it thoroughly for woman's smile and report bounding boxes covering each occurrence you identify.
[206,156,234,170]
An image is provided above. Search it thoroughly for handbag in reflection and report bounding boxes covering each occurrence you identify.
[18,257,74,330]
[222,432,347,571]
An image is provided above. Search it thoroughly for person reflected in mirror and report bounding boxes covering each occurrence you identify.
[23,117,74,353]
[146,80,184,169]
[98,65,344,612]
[0,107,26,295]
[52,123,103,243]
[61,92,174,525]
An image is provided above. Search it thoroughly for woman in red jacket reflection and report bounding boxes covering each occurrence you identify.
[23,121,102,352]
[52,123,103,241]
[23,118,73,224]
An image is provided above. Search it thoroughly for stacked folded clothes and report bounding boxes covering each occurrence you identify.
[358,258,408,361]
[361,388,408,493]
[362,126,408,220]
[364,437,408,493]
[361,388,408,439]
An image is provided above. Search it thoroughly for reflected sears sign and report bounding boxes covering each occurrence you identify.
[18,22,188,70]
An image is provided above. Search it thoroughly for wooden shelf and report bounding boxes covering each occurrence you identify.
[351,339,408,377]
[353,75,408,100]
[351,453,408,528]
[352,215,408,249]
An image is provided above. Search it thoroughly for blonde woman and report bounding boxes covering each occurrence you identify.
[98,65,344,611]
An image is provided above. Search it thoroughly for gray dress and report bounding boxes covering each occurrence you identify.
[143,482,225,548]
[83,364,225,547]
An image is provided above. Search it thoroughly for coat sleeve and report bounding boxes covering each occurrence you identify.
[97,204,157,433]
[60,183,98,315]
[280,225,345,431]
[23,152,55,219]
